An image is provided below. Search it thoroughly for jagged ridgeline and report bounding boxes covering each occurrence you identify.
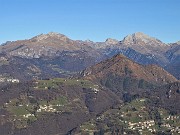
[0,32,179,135]
[0,32,179,81]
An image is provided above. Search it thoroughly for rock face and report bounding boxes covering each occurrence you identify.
[122,32,163,46]
[31,32,69,42]
[0,32,80,58]
[105,38,119,45]
[0,32,179,80]
[94,32,170,67]
[165,43,180,79]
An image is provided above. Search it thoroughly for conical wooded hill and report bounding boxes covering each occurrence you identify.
[82,54,177,85]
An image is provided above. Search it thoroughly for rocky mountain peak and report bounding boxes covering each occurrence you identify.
[105,38,119,45]
[133,32,150,38]
[85,39,94,43]
[31,32,69,42]
[122,32,163,45]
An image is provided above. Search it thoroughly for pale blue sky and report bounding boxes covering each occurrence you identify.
[0,0,180,44]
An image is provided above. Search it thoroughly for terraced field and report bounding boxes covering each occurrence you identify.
[78,98,180,135]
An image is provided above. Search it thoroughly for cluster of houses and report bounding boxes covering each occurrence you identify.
[7,78,19,83]
[161,123,180,133]
[128,120,156,133]
[23,113,35,118]
[0,77,19,83]
[89,85,99,94]
[163,115,179,121]
[37,105,57,113]
[92,88,99,94]
[126,114,180,134]
[161,115,180,133]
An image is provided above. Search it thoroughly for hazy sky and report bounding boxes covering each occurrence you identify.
[0,0,180,44]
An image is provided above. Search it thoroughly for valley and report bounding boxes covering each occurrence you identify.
[0,32,179,135]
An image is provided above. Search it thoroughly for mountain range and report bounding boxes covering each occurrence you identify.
[0,32,179,135]
[0,32,179,81]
